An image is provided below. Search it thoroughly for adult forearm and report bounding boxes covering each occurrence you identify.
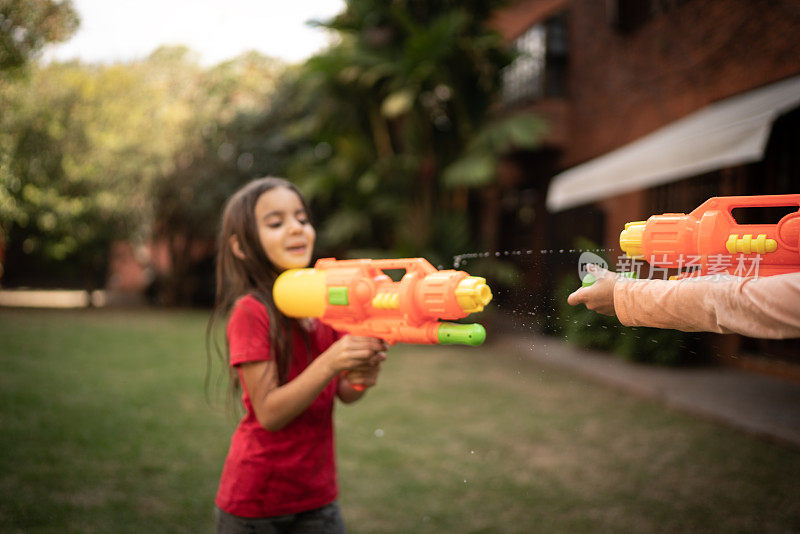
[614,275,800,338]
[614,278,728,333]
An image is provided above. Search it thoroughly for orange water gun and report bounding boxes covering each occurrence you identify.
[273,258,493,346]
[619,194,800,278]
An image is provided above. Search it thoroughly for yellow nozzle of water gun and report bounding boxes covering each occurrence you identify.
[620,220,647,259]
[455,276,493,314]
[273,268,327,317]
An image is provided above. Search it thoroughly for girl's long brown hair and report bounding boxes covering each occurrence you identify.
[206,177,313,410]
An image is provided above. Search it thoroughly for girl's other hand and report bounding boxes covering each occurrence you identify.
[325,335,387,374]
[342,352,386,389]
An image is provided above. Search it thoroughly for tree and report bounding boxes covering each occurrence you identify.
[0,59,187,287]
[0,0,79,74]
[147,50,287,305]
[0,42,287,297]
[0,0,78,280]
[264,0,544,266]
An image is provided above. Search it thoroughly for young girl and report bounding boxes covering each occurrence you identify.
[208,177,387,533]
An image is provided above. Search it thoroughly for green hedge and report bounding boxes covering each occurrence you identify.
[554,275,704,366]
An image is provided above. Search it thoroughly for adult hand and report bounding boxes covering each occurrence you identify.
[567,263,618,316]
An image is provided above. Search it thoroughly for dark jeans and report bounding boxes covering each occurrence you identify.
[215,502,346,534]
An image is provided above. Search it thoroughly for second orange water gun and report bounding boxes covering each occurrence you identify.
[273,257,493,346]
[619,194,800,278]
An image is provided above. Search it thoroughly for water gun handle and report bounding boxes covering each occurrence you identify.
[365,257,435,275]
[342,371,367,392]
[582,273,598,287]
[581,271,637,287]
[700,194,800,211]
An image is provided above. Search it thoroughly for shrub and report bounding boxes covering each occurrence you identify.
[552,254,702,366]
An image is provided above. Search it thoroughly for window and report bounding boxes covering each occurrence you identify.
[502,13,568,106]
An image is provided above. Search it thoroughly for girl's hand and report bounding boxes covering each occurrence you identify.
[567,263,618,316]
[325,335,387,374]
[341,352,386,389]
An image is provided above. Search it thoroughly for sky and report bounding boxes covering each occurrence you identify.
[42,0,346,66]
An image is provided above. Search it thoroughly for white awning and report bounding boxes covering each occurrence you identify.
[546,74,800,212]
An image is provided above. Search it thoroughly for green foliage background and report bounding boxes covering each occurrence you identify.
[1,0,545,302]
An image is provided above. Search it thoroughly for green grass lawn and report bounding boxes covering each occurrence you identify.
[1,308,799,533]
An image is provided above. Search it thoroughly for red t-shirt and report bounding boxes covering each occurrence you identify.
[215,294,341,518]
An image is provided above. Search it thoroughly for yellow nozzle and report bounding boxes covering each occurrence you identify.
[455,276,492,314]
[620,220,647,258]
[273,268,327,318]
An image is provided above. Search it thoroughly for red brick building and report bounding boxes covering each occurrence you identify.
[490,0,800,369]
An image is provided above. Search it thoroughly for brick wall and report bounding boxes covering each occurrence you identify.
[564,0,800,167]
[493,0,800,167]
